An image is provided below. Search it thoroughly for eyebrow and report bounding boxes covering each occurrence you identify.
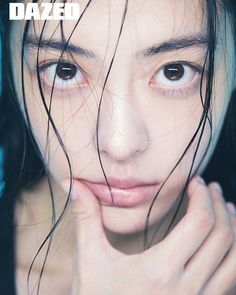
[138,33,209,58]
[25,36,96,58]
[25,32,209,59]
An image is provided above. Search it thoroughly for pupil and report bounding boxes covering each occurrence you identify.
[56,63,77,80]
[164,64,184,81]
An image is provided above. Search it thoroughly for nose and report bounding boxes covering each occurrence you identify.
[94,93,148,162]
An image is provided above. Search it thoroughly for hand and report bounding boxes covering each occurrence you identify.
[202,197,236,295]
[61,176,236,295]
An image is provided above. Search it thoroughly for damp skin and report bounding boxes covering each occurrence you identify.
[8,1,236,294]
[11,0,235,249]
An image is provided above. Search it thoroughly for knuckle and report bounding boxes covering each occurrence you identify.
[144,259,175,288]
[152,270,174,289]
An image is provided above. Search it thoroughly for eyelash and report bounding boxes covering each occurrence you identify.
[149,61,205,97]
[38,60,205,98]
[38,61,87,94]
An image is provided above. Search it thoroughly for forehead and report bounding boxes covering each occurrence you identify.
[25,0,206,51]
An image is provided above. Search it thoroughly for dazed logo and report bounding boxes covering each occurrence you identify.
[9,3,81,20]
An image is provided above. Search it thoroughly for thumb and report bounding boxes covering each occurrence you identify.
[61,178,109,252]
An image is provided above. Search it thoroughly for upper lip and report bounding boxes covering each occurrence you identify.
[79,177,158,189]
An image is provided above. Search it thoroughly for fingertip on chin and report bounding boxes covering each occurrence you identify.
[60,178,83,201]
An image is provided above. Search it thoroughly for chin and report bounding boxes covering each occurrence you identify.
[100,204,158,235]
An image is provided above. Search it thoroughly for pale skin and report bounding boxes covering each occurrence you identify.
[9,0,236,294]
[67,177,236,295]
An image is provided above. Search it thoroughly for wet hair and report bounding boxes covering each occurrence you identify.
[0,0,236,294]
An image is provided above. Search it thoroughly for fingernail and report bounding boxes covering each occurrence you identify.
[61,180,79,201]
[195,175,205,185]
[70,190,80,201]
[226,203,236,215]
[211,182,223,195]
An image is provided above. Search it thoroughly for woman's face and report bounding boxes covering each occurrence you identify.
[11,0,236,234]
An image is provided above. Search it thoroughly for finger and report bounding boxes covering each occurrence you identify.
[183,183,234,291]
[146,176,215,269]
[203,208,236,295]
[226,202,236,215]
[61,178,110,253]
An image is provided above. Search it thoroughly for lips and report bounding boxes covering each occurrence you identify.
[77,178,160,207]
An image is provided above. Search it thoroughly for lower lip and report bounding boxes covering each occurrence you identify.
[79,180,160,207]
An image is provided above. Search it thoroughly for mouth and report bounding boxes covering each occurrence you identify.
[77,178,161,207]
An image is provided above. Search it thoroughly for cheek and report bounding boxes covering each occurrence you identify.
[25,104,70,181]
[144,95,209,177]
[23,77,99,182]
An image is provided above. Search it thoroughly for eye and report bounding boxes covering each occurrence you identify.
[163,63,185,82]
[56,62,78,80]
[40,61,87,89]
[151,63,200,88]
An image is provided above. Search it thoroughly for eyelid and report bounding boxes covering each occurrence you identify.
[154,60,205,75]
[148,60,207,98]
[149,60,207,89]
[37,59,85,75]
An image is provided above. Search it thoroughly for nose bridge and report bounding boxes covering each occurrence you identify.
[103,36,134,97]
[95,90,148,161]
